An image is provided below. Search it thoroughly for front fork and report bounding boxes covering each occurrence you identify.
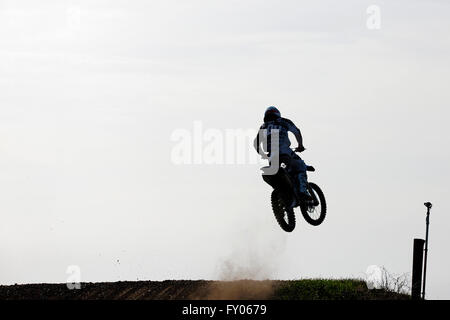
[306,184,320,207]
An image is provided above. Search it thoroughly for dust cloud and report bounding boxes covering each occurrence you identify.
[204,220,288,299]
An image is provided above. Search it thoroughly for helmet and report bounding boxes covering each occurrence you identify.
[264,106,281,122]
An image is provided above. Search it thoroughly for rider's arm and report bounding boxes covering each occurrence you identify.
[284,118,304,149]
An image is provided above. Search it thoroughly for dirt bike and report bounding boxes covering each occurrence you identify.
[261,149,327,232]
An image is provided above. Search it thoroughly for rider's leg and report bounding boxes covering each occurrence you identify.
[282,153,308,209]
[278,153,298,209]
[297,171,308,195]
[289,154,310,199]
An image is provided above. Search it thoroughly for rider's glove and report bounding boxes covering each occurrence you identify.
[294,146,306,153]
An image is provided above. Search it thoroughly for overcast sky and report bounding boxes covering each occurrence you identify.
[1,0,449,299]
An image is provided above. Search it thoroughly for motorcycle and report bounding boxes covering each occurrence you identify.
[261,149,327,232]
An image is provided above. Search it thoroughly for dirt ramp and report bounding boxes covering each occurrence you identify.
[0,279,410,300]
[0,281,207,300]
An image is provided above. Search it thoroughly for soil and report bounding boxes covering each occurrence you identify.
[0,280,281,300]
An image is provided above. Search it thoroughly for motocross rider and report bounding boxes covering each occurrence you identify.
[253,106,310,208]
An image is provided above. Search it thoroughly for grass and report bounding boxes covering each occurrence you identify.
[272,279,411,300]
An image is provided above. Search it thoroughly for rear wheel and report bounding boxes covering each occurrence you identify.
[271,190,296,232]
[300,182,327,226]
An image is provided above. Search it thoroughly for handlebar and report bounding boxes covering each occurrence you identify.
[293,146,306,153]
[260,146,306,159]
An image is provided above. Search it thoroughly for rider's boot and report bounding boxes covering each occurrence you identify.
[297,172,313,201]
[287,197,298,210]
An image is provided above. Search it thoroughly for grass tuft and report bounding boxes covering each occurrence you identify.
[272,279,410,300]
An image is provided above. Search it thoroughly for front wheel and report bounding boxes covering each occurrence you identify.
[271,190,296,232]
[300,182,327,226]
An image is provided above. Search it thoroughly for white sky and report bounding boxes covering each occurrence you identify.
[0,0,449,299]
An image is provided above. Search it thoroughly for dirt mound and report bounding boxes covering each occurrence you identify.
[0,279,409,300]
[0,280,204,300]
[0,280,279,300]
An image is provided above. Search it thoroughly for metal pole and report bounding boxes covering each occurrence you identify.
[422,202,432,300]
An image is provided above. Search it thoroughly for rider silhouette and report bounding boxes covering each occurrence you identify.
[253,106,310,208]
